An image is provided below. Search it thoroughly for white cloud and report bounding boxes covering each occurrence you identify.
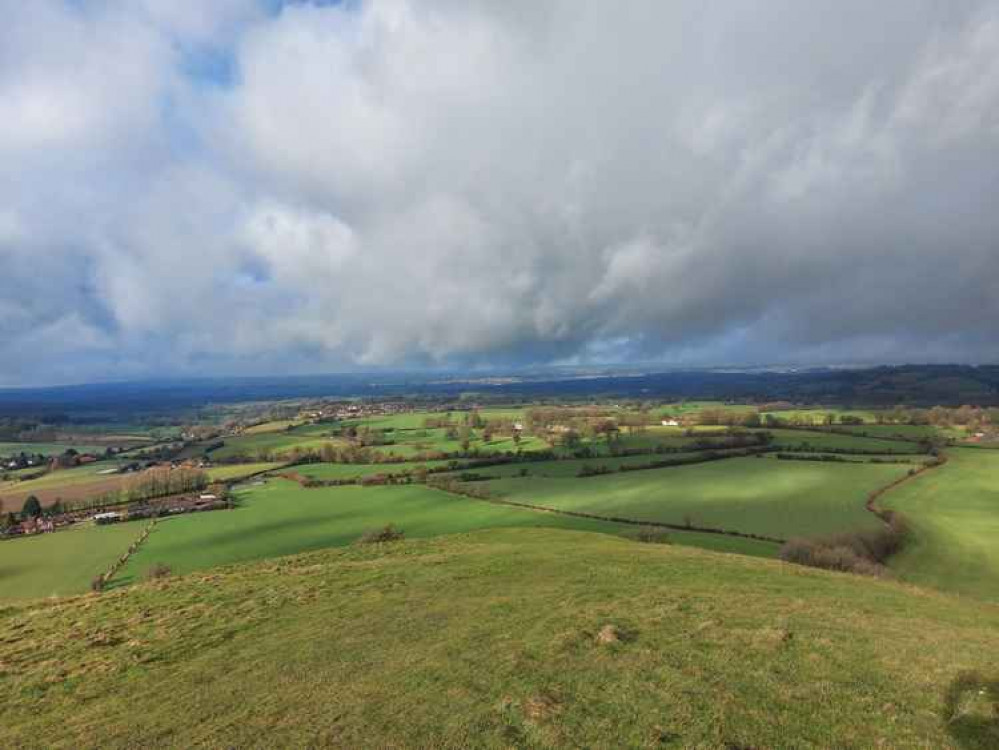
[2,0,999,384]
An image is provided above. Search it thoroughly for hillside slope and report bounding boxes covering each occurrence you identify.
[2,529,997,749]
[883,448,999,601]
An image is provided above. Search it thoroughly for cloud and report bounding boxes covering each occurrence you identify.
[2,0,999,384]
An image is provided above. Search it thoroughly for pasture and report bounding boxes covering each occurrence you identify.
[764,429,924,453]
[208,431,344,460]
[118,479,777,583]
[0,521,142,599]
[290,460,451,481]
[0,441,105,457]
[205,462,286,482]
[882,447,999,600]
[476,457,910,539]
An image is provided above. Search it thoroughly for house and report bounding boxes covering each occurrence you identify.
[661,419,680,427]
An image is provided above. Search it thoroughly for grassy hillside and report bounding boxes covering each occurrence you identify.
[117,480,777,585]
[2,529,996,748]
[478,457,909,539]
[883,448,999,601]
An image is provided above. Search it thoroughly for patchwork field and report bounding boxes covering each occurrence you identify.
[3,529,996,748]
[0,460,131,511]
[291,460,452,481]
[474,457,911,539]
[0,522,142,599]
[207,431,345,460]
[205,462,286,482]
[118,479,778,585]
[765,429,925,453]
[882,447,999,600]
[0,441,105,457]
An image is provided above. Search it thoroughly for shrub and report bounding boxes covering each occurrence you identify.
[631,528,671,544]
[357,524,405,544]
[779,515,908,577]
[144,563,173,581]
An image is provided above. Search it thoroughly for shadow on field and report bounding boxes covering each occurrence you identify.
[943,671,999,749]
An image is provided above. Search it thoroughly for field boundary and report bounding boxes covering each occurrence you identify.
[430,484,786,545]
[865,454,948,525]
[96,519,159,590]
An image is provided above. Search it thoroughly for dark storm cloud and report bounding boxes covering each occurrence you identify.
[2,0,999,384]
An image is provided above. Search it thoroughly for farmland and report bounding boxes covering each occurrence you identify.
[205,462,286,482]
[467,457,910,539]
[206,431,345,461]
[290,460,452,481]
[0,460,132,511]
[117,479,778,585]
[0,521,142,598]
[0,392,997,749]
[2,529,996,748]
[0,441,105,456]
[882,447,999,600]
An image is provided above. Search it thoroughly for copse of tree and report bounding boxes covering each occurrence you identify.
[122,467,208,503]
[21,495,42,519]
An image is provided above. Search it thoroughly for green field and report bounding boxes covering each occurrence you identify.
[0,522,143,599]
[465,451,749,479]
[3,529,996,748]
[882,447,999,600]
[205,462,286,482]
[0,441,105,457]
[208,432,344,460]
[478,457,910,539]
[291,460,451,481]
[117,480,777,584]
[765,429,924,453]
[242,419,302,434]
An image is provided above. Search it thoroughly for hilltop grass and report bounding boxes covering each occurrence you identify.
[2,529,997,748]
[117,480,777,585]
[479,457,911,539]
[0,522,143,599]
[882,447,999,601]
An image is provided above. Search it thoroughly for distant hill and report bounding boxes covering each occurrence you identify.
[1,364,998,419]
[3,528,996,748]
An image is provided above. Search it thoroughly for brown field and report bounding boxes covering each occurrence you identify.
[0,475,129,512]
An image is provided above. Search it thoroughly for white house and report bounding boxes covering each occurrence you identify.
[661,419,680,427]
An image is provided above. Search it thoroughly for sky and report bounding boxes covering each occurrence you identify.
[2,0,999,386]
